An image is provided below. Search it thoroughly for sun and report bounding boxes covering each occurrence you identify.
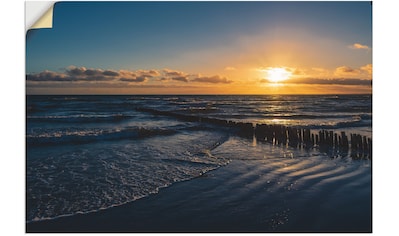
[265,67,292,83]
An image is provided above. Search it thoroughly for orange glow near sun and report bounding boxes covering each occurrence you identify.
[265,67,292,83]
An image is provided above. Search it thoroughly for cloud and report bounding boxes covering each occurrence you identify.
[334,66,361,77]
[159,77,189,83]
[26,68,114,82]
[284,77,372,86]
[171,76,189,82]
[257,65,372,86]
[161,69,189,82]
[65,66,120,79]
[26,70,67,81]
[259,77,371,86]
[290,68,307,76]
[103,70,120,76]
[191,75,232,84]
[306,65,372,80]
[163,69,186,77]
[66,66,86,76]
[27,66,155,83]
[360,64,372,75]
[119,70,137,78]
[349,43,370,50]
[135,69,160,77]
[119,77,148,83]
[26,66,231,86]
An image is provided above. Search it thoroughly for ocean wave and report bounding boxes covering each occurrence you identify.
[303,117,371,130]
[257,113,370,120]
[27,113,133,123]
[26,130,230,223]
[177,106,219,114]
[27,127,177,146]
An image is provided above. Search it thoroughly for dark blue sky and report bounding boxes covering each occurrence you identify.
[26,1,372,72]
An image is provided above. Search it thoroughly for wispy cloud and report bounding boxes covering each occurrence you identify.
[349,43,370,50]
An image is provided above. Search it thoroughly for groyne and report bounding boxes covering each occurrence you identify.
[136,107,371,160]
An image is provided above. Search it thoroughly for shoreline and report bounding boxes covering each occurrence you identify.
[27,153,371,233]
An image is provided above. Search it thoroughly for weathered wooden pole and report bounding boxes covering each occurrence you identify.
[311,133,315,146]
[334,133,338,148]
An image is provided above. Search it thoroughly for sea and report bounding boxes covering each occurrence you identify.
[26,94,372,227]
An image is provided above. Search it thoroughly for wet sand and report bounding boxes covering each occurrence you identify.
[27,151,371,233]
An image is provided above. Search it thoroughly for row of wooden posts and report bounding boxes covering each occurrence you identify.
[136,107,372,159]
[253,124,371,159]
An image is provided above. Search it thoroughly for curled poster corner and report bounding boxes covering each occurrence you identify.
[26,1,56,31]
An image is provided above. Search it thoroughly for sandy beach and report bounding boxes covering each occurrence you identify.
[27,136,371,233]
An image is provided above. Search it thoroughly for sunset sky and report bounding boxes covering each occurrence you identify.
[26,1,372,94]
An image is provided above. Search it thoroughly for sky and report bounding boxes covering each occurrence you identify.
[26,1,372,94]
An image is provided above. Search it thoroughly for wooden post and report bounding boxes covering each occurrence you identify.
[300,129,304,147]
[363,136,368,151]
[368,138,372,158]
[334,133,338,147]
[319,130,324,146]
[342,132,348,149]
[329,131,334,147]
[358,135,363,152]
[311,133,315,146]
